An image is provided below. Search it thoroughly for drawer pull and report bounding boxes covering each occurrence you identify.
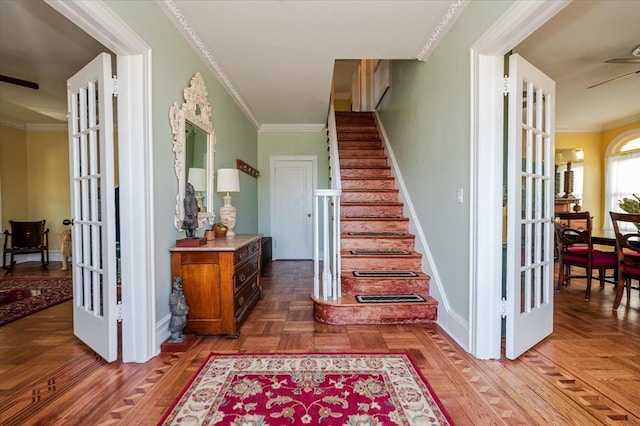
[252,282,257,290]
[238,296,245,306]
[239,274,246,282]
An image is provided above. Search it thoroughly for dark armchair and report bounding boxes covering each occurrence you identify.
[2,220,50,271]
[609,212,640,310]
[554,212,617,300]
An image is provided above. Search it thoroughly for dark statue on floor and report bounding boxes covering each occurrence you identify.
[168,277,189,343]
[181,182,199,239]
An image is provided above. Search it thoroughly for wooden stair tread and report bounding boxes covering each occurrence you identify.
[341,233,413,239]
[341,189,398,193]
[312,294,438,307]
[341,216,408,221]
[341,201,403,206]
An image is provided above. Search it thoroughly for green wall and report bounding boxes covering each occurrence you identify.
[377,0,513,319]
[105,1,258,320]
[257,130,329,236]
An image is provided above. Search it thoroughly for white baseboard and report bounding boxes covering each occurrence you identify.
[374,112,470,351]
[156,313,171,352]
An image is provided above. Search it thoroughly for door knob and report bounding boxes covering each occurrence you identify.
[63,219,74,226]
[307,214,311,217]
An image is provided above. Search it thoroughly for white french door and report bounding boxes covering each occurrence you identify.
[67,52,118,362]
[505,54,555,360]
[271,157,316,259]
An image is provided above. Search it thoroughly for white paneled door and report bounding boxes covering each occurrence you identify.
[271,157,316,259]
[67,53,118,362]
[505,54,556,360]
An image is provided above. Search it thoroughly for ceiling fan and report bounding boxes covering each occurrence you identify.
[587,44,640,89]
[0,74,39,90]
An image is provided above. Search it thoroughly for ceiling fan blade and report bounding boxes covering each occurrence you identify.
[605,57,640,64]
[0,74,39,90]
[587,70,639,89]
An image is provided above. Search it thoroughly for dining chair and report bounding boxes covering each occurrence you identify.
[609,212,640,310]
[554,212,617,300]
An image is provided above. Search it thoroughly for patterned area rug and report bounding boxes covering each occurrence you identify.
[159,352,453,425]
[0,276,72,326]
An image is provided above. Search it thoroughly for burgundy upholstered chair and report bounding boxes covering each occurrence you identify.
[554,212,617,300]
[609,212,640,310]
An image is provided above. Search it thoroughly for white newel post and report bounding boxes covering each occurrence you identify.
[313,189,341,300]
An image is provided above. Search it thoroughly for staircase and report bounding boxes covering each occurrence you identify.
[313,111,438,325]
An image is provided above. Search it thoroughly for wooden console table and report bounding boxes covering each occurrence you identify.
[170,234,262,336]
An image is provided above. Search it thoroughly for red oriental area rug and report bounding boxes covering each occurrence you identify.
[0,276,72,326]
[159,352,453,425]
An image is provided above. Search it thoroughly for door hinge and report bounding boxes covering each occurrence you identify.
[500,297,508,318]
[115,301,123,322]
[503,75,510,96]
[112,75,118,97]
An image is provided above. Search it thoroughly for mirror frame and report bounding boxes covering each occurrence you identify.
[169,72,216,231]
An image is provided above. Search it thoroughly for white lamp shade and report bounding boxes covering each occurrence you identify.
[561,149,578,163]
[187,167,207,192]
[555,152,564,164]
[217,168,240,193]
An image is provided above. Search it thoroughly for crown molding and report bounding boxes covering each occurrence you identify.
[602,113,640,131]
[160,0,260,129]
[556,113,640,133]
[0,116,68,132]
[555,125,603,133]
[416,0,468,61]
[0,117,26,130]
[259,123,325,133]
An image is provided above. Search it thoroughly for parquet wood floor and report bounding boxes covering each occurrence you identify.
[1,260,638,425]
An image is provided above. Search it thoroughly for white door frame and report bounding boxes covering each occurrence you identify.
[46,0,156,362]
[270,155,317,260]
[468,0,570,359]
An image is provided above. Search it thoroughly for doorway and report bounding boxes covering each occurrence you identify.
[270,156,317,260]
[469,1,570,360]
[46,0,155,362]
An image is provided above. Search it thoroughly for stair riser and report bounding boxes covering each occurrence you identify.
[336,125,378,132]
[341,179,395,190]
[341,237,415,251]
[339,158,388,167]
[339,149,385,157]
[338,141,382,149]
[340,220,409,233]
[338,132,380,140]
[341,256,422,271]
[314,302,437,325]
[340,191,397,202]
[340,168,391,178]
[341,276,430,294]
[342,204,403,217]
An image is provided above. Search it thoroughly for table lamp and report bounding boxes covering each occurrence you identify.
[561,149,578,198]
[554,151,564,196]
[217,168,240,237]
[187,167,207,212]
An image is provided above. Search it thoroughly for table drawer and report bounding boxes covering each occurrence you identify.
[235,255,260,291]
[234,273,260,313]
[234,238,261,266]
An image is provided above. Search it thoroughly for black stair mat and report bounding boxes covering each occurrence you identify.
[355,294,426,303]
[350,250,411,255]
[353,271,418,277]
[347,232,406,236]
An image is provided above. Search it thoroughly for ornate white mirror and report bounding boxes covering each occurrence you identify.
[170,73,216,231]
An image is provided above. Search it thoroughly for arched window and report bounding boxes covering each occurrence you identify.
[604,129,640,230]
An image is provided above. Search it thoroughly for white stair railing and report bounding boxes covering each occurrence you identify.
[313,101,341,300]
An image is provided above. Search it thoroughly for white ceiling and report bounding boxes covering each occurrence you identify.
[0,0,638,131]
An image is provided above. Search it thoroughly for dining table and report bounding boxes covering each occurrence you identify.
[591,229,617,247]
